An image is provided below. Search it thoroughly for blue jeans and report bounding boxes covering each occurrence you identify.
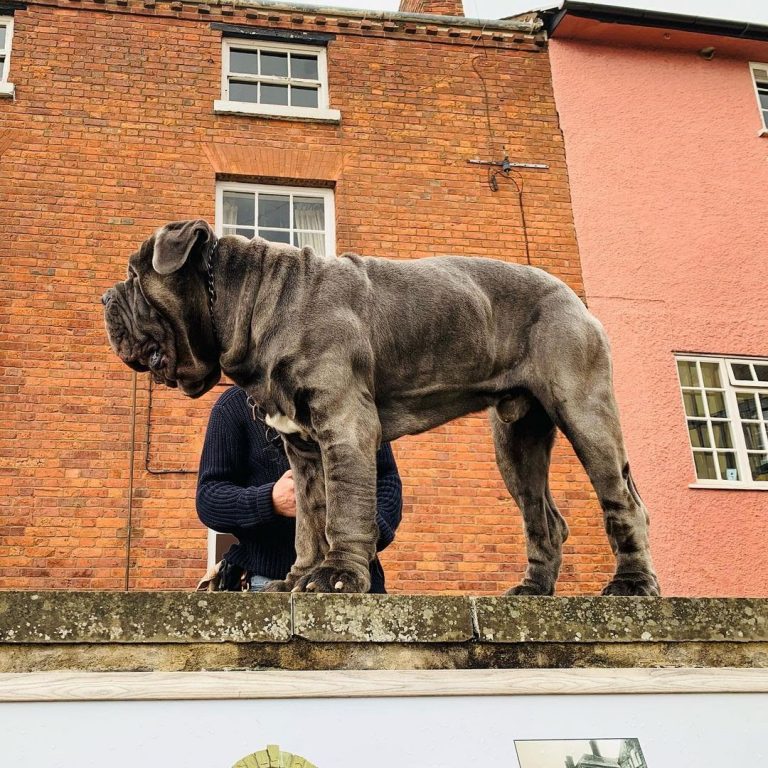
[249,574,272,592]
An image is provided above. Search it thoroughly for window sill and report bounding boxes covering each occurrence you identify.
[689,482,768,491]
[214,100,341,124]
[0,82,15,98]
[759,128,768,137]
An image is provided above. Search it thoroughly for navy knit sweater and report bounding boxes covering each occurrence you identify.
[196,386,403,593]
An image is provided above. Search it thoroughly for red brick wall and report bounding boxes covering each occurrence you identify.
[0,0,614,593]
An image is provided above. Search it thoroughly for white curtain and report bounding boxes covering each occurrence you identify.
[293,198,325,256]
[223,198,238,231]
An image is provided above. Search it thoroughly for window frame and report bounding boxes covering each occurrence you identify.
[214,180,336,258]
[749,62,768,136]
[676,353,768,490]
[0,16,14,97]
[214,38,340,123]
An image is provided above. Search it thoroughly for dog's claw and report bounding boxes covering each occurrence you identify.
[334,581,344,590]
[306,581,316,591]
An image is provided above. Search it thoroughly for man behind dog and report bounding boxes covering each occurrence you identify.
[196,386,404,592]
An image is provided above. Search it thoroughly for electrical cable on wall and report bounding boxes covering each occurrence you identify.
[489,165,531,265]
[467,40,547,268]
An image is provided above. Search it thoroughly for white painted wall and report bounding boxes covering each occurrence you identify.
[1,692,766,767]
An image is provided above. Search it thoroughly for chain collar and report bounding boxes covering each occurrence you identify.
[246,394,265,423]
[246,394,284,456]
[203,237,219,345]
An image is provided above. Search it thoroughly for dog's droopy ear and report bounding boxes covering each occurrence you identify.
[152,220,214,276]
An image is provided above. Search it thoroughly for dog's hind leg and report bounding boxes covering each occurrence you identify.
[556,393,659,595]
[545,332,660,596]
[262,439,328,593]
[490,398,569,596]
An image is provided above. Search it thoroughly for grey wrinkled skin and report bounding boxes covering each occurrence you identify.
[103,220,660,596]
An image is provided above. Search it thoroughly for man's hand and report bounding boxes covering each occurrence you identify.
[272,470,296,518]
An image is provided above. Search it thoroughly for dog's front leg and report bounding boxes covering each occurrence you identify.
[298,398,379,594]
[263,438,328,593]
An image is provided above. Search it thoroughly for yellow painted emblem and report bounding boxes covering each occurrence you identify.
[232,744,317,768]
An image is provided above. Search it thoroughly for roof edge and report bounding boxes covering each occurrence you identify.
[539,2,768,42]
[199,0,544,31]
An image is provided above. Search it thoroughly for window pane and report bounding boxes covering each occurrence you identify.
[258,229,292,244]
[260,83,289,105]
[294,231,325,256]
[261,51,288,78]
[693,452,717,480]
[677,360,698,387]
[718,452,738,480]
[688,420,710,448]
[258,194,290,229]
[700,362,721,387]
[760,92,768,109]
[291,86,319,108]
[754,364,768,383]
[291,54,318,80]
[683,391,705,417]
[223,225,256,239]
[294,197,324,229]
[749,453,768,481]
[706,391,727,419]
[731,362,753,381]
[222,192,255,228]
[0,27,6,51]
[737,392,759,420]
[229,81,259,103]
[743,422,765,450]
[760,393,768,418]
[711,422,733,449]
[230,49,259,75]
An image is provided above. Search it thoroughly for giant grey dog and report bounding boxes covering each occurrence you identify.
[103,220,659,596]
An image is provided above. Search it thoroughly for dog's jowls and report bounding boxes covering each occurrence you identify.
[104,220,659,596]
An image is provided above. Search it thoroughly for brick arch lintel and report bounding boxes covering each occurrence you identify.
[202,143,345,186]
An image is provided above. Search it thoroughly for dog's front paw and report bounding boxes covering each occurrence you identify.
[296,566,370,594]
[601,572,660,596]
[261,578,294,593]
[505,581,554,596]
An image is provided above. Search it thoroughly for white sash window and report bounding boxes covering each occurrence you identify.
[677,354,768,488]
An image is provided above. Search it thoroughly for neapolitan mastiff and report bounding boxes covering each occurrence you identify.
[103,220,659,596]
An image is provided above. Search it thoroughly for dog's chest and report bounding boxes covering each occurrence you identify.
[264,412,303,435]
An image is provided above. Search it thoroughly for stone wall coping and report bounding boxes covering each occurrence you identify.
[0,592,765,645]
[25,0,546,36]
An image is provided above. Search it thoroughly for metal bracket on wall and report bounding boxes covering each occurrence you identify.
[468,155,549,192]
[468,157,549,171]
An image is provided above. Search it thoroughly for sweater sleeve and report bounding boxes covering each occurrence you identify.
[374,442,403,552]
[195,397,280,537]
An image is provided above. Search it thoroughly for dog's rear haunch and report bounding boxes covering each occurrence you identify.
[103,219,659,596]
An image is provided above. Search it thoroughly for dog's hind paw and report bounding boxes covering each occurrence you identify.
[601,573,660,596]
[261,578,294,593]
[297,566,370,594]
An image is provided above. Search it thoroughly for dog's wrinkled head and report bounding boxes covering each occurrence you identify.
[103,219,222,398]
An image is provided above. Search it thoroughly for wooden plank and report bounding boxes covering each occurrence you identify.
[0,668,766,702]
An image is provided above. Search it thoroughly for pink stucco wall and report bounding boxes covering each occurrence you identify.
[549,25,768,596]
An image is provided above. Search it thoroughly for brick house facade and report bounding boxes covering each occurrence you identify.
[0,0,614,592]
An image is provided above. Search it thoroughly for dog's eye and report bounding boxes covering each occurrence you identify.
[149,350,162,370]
